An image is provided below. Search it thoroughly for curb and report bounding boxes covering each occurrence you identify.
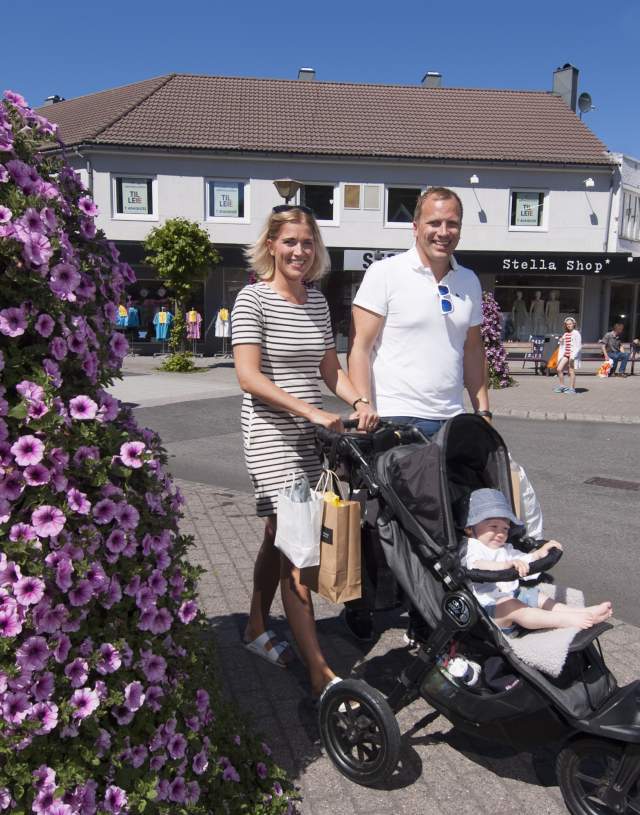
[493,409,640,424]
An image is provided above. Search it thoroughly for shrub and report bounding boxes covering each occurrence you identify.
[159,352,197,373]
[0,91,297,814]
[481,291,515,389]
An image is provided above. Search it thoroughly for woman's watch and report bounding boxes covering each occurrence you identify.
[475,409,493,419]
[352,397,370,410]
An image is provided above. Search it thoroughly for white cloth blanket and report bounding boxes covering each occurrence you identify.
[505,584,583,678]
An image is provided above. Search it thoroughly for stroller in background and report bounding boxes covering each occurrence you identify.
[315,414,640,815]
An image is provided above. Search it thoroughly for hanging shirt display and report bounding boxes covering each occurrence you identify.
[127,306,140,328]
[153,310,173,340]
[117,304,128,328]
[215,307,230,337]
[186,310,202,340]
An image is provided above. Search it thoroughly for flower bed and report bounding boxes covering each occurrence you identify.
[0,92,297,814]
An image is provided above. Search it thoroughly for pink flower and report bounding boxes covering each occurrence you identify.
[167,732,187,759]
[9,523,36,542]
[31,505,66,537]
[96,643,121,675]
[192,749,208,775]
[93,498,116,525]
[150,607,172,634]
[0,609,22,637]
[11,434,45,466]
[78,196,98,217]
[65,658,89,688]
[33,673,55,701]
[49,263,81,296]
[34,313,55,337]
[68,487,91,515]
[24,463,51,486]
[31,701,58,734]
[124,681,145,711]
[70,687,99,720]
[69,395,98,420]
[119,441,145,468]
[140,652,166,683]
[3,691,30,724]
[256,761,268,779]
[14,576,45,606]
[22,232,53,268]
[68,579,93,606]
[115,502,139,529]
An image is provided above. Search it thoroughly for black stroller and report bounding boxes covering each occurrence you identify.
[315,414,640,815]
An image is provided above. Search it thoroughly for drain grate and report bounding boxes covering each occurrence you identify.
[584,477,640,491]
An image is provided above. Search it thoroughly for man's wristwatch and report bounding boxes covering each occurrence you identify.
[352,397,370,410]
[475,409,493,419]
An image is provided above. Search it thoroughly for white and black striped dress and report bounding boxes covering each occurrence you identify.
[231,282,335,517]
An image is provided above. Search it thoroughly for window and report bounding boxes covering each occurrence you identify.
[343,183,381,211]
[621,190,640,241]
[344,184,360,209]
[207,180,247,220]
[114,176,155,217]
[386,187,421,224]
[299,184,335,221]
[509,190,546,229]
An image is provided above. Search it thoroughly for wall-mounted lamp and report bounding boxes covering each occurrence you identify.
[469,174,480,185]
[584,178,595,189]
[273,178,301,203]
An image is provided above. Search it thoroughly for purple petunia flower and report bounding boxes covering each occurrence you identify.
[167,732,187,759]
[93,498,116,525]
[70,687,99,720]
[34,313,55,337]
[119,441,146,468]
[49,263,81,297]
[222,763,240,783]
[48,336,68,360]
[16,635,49,671]
[24,463,51,486]
[103,785,127,814]
[96,643,121,675]
[68,579,93,607]
[31,505,66,537]
[65,658,89,688]
[109,331,129,358]
[9,523,36,542]
[192,749,209,775]
[67,487,91,515]
[0,307,27,337]
[0,609,22,637]
[22,232,53,268]
[150,607,172,634]
[11,434,45,465]
[178,600,198,624]
[14,576,45,606]
[78,196,99,217]
[169,777,187,804]
[115,502,139,529]
[3,691,30,724]
[33,672,55,701]
[31,701,58,735]
[0,205,11,223]
[69,395,98,421]
[124,681,145,711]
[256,761,268,779]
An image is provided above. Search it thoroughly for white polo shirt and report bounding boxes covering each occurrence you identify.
[352,246,483,419]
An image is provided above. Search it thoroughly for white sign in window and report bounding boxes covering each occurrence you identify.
[209,181,245,218]
[116,177,153,215]
[511,191,544,227]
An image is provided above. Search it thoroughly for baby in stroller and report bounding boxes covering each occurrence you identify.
[461,488,613,636]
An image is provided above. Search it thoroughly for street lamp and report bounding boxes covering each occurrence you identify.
[273,178,301,204]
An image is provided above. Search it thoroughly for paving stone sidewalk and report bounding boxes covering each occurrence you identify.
[179,480,640,815]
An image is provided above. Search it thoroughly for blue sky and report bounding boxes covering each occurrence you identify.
[3,0,638,157]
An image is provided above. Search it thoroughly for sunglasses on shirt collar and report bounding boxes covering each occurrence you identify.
[272,204,315,216]
[437,283,454,315]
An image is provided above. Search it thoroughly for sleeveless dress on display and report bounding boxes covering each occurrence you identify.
[231,282,335,516]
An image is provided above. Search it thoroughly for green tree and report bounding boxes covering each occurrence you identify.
[144,218,220,362]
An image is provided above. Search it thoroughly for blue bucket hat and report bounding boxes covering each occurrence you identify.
[465,488,523,530]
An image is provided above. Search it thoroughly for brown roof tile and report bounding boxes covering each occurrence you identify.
[39,74,612,166]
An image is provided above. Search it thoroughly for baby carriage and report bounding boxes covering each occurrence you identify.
[315,414,640,815]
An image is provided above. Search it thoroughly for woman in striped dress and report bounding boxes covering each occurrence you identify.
[231,205,378,699]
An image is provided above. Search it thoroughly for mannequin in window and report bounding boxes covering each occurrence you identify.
[530,290,546,336]
[186,307,202,340]
[511,291,528,340]
[545,290,561,334]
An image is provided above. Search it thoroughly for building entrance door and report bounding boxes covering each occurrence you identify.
[608,282,638,340]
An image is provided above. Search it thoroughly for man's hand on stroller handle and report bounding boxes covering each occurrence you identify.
[349,402,379,432]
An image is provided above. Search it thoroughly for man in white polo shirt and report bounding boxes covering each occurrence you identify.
[345,186,491,642]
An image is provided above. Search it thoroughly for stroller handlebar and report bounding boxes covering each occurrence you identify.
[464,545,563,584]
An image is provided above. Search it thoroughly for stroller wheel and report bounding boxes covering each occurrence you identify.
[319,678,401,787]
[557,737,640,814]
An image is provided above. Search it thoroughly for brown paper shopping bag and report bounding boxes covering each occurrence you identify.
[301,498,362,603]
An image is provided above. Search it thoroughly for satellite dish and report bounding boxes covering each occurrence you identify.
[578,92,593,114]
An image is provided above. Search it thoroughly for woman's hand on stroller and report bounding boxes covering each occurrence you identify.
[308,407,344,432]
[349,402,380,432]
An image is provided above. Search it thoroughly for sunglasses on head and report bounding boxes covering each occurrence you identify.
[272,204,314,216]
[437,283,454,315]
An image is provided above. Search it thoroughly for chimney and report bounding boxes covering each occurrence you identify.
[297,67,316,81]
[42,94,65,106]
[552,64,579,111]
[421,71,442,88]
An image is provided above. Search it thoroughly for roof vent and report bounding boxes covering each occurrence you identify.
[297,67,316,81]
[422,72,442,88]
[43,94,66,106]
[552,63,579,111]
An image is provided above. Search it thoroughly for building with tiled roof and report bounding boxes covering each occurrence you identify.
[40,66,639,346]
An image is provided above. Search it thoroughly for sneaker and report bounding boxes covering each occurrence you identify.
[341,609,374,642]
[553,386,567,393]
[403,620,431,648]
[564,387,577,394]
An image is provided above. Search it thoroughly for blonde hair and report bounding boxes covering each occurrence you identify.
[245,208,330,283]
[564,317,577,330]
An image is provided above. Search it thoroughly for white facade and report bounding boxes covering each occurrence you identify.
[76,150,615,256]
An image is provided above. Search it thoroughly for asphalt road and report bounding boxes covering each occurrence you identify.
[134,396,640,626]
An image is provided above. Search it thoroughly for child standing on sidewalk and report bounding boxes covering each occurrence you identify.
[554,317,582,394]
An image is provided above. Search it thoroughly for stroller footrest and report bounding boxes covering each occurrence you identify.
[568,621,614,653]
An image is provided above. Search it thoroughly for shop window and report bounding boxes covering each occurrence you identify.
[386,187,421,224]
[114,176,155,217]
[493,281,582,341]
[621,190,640,241]
[299,184,335,221]
[509,190,547,229]
[207,180,247,220]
